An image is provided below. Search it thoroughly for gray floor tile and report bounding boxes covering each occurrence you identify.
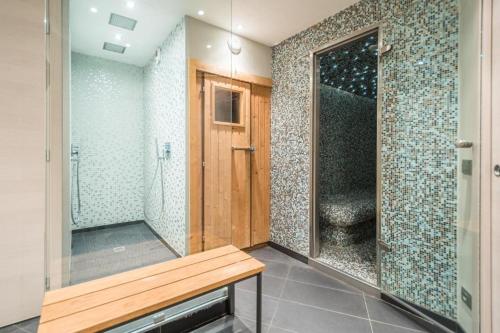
[191,316,270,333]
[235,289,279,324]
[371,321,427,333]
[280,280,368,318]
[272,300,372,333]
[238,316,271,333]
[15,317,39,333]
[236,275,286,298]
[287,265,362,294]
[70,222,176,285]
[267,326,298,333]
[365,297,428,331]
[0,325,23,333]
[260,259,290,279]
[249,247,303,266]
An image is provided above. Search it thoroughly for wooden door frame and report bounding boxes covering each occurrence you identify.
[187,59,271,254]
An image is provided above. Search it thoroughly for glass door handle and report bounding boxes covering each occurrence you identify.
[455,140,473,148]
[232,146,256,152]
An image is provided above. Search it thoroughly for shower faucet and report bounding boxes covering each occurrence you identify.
[158,142,171,160]
[71,144,80,161]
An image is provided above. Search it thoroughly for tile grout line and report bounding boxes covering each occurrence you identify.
[13,324,33,333]
[267,262,291,332]
[369,320,427,332]
[363,293,375,333]
[250,249,428,332]
[254,268,364,297]
[364,294,437,329]
[237,283,370,322]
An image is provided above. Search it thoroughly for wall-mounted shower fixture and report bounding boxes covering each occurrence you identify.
[144,139,167,222]
[162,142,171,159]
[155,48,161,65]
[155,140,172,160]
[71,144,81,226]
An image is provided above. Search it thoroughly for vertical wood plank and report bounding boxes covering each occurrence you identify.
[250,85,271,246]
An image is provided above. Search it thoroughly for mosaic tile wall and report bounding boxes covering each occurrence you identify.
[318,85,376,196]
[143,19,187,256]
[71,52,145,229]
[271,0,458,318]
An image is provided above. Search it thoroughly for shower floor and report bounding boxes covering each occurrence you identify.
[317,237,377,286]
[70,221,177,285]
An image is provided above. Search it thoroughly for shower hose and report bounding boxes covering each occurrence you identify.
[144,139,166,222]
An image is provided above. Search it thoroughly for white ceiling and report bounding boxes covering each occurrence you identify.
[70,0,358,66]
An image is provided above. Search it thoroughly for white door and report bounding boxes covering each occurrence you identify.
[0,0,46,326]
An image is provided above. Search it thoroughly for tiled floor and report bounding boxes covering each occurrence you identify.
[0,318,39,333]
[317,237,377,286]
[70,221,178,285]
[196,246,432,333]
[0,245,434,333]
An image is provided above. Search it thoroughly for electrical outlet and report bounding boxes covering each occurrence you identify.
[461,287,472,310]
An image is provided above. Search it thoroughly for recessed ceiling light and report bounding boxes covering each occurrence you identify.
[90,7,98,13]
[103,42,126,54]
[197,10,205,16]
[126,1,135,9]
[237,24,243,30]
[115,33,122,41]
[206,44,212,49]
[125,43,131,48]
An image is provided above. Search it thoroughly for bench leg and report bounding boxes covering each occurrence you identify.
[256,273,262,333]
[228,284,235,315]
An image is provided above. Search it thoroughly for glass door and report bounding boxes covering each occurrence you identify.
[379,0,482,332]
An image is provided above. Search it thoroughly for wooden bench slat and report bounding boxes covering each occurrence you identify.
[41,251,252,323]
[38,257,264,333]
[44,245,239,305]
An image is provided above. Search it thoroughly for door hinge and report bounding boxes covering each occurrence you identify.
[378,239,392,252]
[46,60,50,89]
[44,18,50,35]
[45,277,50,290]
[202,161,206,167]
[46,149,50,162]
[379,44,392,56]
[202,234,206,243]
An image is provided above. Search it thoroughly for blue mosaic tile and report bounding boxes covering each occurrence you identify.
[270,0,458,318]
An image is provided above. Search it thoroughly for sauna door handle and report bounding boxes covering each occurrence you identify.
[232,146,256,152]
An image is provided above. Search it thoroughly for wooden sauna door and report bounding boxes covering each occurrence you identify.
[203,74,252,250]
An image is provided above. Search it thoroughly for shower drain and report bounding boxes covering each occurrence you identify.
[113,246,126,253]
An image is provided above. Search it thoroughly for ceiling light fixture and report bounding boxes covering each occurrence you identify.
[197,10,205,16]
[126,1,135,9]
[115,33,122,41]
[125,43,131,48]
[206,44,212,49]
[237,24,243,30]
[90,7,98,13]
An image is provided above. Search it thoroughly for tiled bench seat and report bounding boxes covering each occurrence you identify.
[319,190,376,246]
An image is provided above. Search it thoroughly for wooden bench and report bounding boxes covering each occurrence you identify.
[38,245,265,333]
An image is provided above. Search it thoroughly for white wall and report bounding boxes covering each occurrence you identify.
[143,19,187,256]
[71,52,145,229]
[0,0,46,326]
[186,16,272,78]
